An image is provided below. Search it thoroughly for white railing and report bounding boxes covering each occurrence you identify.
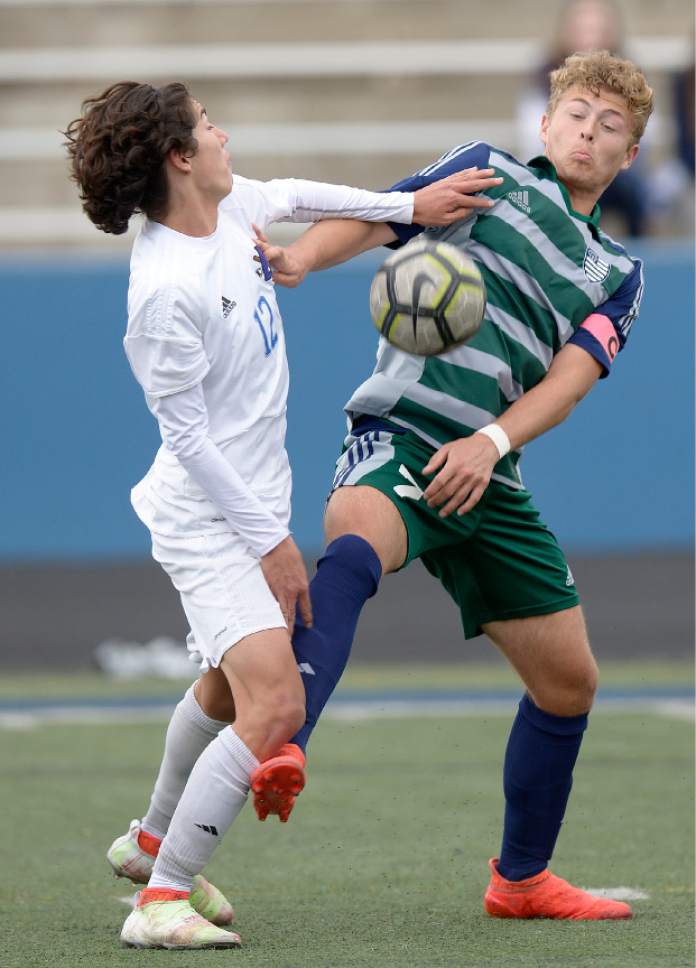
[0,120,516,161]
[0,38,689,82]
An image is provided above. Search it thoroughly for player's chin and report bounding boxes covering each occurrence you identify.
[563,163,598,191]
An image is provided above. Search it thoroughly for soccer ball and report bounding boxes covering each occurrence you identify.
[369,238,486,356]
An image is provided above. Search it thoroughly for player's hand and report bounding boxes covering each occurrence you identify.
[413,168,503,226]
[422,434,499,517]
[260,535,313,636]
[253,225,308,288]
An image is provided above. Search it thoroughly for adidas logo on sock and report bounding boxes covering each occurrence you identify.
[221,296,236,318]
[194,823,219,836]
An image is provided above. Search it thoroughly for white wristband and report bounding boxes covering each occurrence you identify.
[476,423,511,459]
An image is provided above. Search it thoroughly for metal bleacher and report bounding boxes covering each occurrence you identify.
[0,0,691,249]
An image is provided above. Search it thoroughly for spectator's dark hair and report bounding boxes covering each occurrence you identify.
[64,81,199,234]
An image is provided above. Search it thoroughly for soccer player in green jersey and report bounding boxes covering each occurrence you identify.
[255,50,653,920]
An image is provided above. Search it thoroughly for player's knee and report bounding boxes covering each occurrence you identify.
[567,674,597,714]
[261,689,306,740]
[324,486,406,573]
[546,663,598,715]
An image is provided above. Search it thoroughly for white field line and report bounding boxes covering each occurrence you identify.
[0,38,689,83]
[652,700,696,721]
[584,887,650,901]
[0,696,692,729]
[114,886,650,908]
[116,886,649,906]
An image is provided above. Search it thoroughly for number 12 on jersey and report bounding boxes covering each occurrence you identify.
[254,295,278,357]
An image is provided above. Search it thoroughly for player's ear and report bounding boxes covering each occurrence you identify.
[620,142,640,171]
[540,113,550,148]
[167,146,192,174]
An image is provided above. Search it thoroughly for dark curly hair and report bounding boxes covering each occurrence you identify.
[64,82,199,234]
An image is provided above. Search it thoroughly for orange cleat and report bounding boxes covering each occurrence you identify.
[250,743,306,822]
[483,858,632,921]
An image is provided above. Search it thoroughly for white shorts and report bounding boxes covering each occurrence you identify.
[152,532,287,672]
[149,528,286,672]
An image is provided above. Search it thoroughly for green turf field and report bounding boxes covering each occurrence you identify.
[0,664,693,968]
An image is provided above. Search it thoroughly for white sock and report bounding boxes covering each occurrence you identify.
[148,727,259,892]
[142,684,229,839]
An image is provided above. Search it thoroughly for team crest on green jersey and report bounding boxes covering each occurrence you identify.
[583,247,611,283]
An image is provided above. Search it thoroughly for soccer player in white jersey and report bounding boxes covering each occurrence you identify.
[255,51,654,922]
[64,80,499,949]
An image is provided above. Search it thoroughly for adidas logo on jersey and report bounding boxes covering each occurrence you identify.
[507,190,531,214]
[221,296,236,318]
[583,248,611,283]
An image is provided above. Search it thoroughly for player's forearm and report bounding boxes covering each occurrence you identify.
[493,345,602,451]
[176,437,289,557]
[287,219,395,274]
[150,386,289,557]
[284,178,414,225]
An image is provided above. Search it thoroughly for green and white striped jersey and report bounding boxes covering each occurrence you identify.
[345,143,644,488]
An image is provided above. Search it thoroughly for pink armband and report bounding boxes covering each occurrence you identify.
[580,313,620,362]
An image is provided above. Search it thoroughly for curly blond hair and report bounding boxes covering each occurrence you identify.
[548,50,654,144]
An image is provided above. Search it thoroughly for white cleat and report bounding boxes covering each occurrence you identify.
[121,894,242,950]
[107,819,235,926]
[107,819,157,884]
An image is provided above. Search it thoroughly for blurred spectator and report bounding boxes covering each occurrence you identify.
[673,61,695,177]
[645,50,694,234]
[516,0,650,237]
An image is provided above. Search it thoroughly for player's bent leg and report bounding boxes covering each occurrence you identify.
[324,484,408,573]
[485,605,598,717]
[224,627,308,822]
[251,485,408,822]
[219,626,305,761]
[480,608,627,919]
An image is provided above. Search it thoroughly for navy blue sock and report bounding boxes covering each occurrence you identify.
[290,534,382,752]
[497,693,588,881]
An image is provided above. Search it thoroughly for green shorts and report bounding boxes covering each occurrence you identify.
[331,419,580,639]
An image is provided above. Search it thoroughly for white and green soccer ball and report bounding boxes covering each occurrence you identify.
[369,238,486,356]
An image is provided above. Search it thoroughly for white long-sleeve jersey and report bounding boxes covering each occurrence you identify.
[125,175,414,555]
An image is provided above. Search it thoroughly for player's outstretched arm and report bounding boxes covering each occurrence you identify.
[254,219,393,287]
[255,167,502,287]
[423,344,603,518]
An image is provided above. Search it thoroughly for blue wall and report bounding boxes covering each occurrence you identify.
[0,241,692,561]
